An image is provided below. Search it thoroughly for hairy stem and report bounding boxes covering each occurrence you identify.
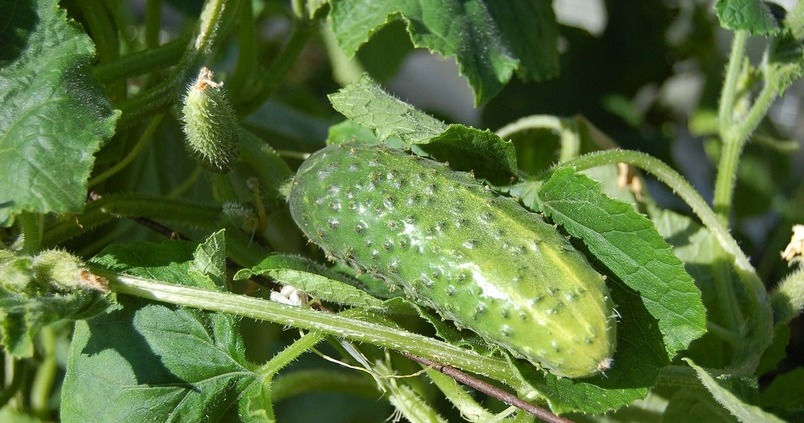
[17,212,42,255]
[118,0,234,128]
[30,326,58,416]
[717,31,747,139]
[238,19,318,116]
[93,35,189,82]
[100,271,515,383]
[770,267,804,326]
[42,194,222,247]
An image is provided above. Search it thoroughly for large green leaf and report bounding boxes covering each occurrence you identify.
[760,368,804,421]
[539,168,706,358]
[0,0,120,225]
[685,358,786,423]
[329,0,558,104]
[714,0,779,35]
[61,235,268,423]
[328,76,518,183]
[328,74,447,144]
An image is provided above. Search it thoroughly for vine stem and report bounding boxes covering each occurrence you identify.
[557,149,773,374]
[93,35,189,82]
[98,270,516,385]
[144,0,163,48]
[89,114,165,187]
[254,332,326,420]
[402,353,570,423]
[495,115,580,163]
[717,31,747,141]
[30,326,58,416]
[237,19,318,116]
[118,0,233,128]
[41,194,222,247]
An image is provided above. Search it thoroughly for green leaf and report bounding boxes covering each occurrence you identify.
[61,238,267,422]
[0,406,48,423]
[422,125,518,184]
[328,74,447,144]
[511,277,669,414]
[684,358,786,423]
[328,77,518,183]
[650,208,731,368]
[329,0,558,104]
[664,388,737,423]
[768,1,804,92]
[327,119,381,145]
[189,229,227,289]
[0,250,111,358]
[234,254,387,310]
[539,168,706,357]
[0,0,120,225]
[714,0,780,35]
[760,368,804,421]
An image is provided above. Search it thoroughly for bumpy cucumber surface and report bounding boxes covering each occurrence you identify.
[288,143,616,378]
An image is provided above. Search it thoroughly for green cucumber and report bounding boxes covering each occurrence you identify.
[287,143,616,378]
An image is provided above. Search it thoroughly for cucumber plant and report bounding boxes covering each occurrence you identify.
[0,0,802,422]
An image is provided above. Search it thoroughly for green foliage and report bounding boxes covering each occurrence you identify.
[61,234,268,422]
[329,0,558,103]
[0,0,120,225]
[539,168,707,357]
[714,0,780,35]
[1,0,802,421]
[0,250,111,358]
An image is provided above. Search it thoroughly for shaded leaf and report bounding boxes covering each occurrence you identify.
[664,388,737,423]
[760,368,804,421]
[235,254,386,310]
[0,0,120,225]
[714,0,779,35]
[328,74,447,144]
[421,125,518,184]
[328,77,517,183]
[61,238,267,422]
[685,358,786,423]
[329,0,558,103]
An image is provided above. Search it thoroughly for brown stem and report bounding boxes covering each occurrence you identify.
[399,352,573,423]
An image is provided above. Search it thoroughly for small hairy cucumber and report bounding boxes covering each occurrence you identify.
[181,67,239,173]
[287,144,616,378]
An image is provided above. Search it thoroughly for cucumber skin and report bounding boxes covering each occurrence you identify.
[288,143,616,378]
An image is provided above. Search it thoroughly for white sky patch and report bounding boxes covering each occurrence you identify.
[457,262,507,300]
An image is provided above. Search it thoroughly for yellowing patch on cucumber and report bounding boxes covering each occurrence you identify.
[288,143,617,378]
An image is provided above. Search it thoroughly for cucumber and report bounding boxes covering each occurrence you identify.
[287,143,616,378]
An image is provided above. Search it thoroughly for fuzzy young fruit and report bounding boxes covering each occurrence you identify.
[287,143,617,378]
[181,67,239,173]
